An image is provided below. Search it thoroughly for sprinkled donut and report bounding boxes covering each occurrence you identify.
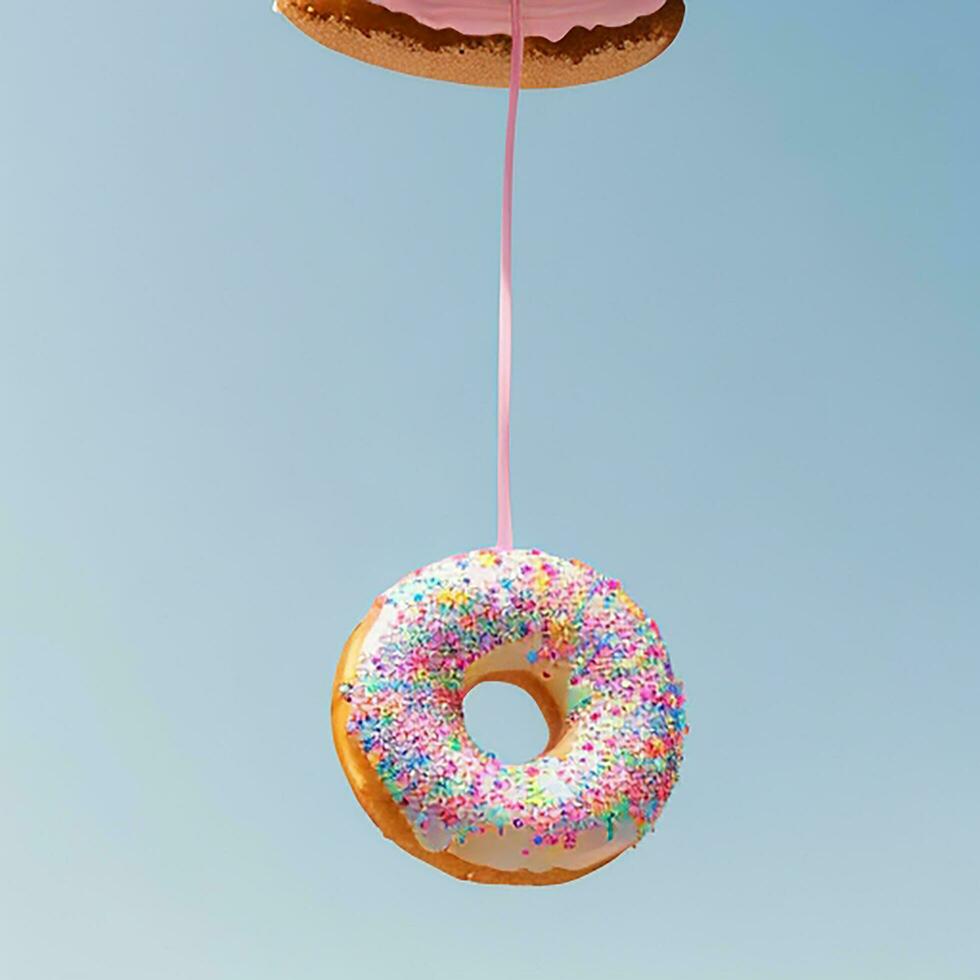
[332,548,687,885]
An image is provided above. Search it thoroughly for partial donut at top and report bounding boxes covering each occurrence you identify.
[277,0,686,88]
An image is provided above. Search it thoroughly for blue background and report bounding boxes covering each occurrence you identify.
[2,2,978,977]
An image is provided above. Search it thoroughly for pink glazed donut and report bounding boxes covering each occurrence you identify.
[332,548,686,884]
[277,0,685,88]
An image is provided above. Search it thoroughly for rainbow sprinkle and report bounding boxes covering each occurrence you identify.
[340,548,686,859]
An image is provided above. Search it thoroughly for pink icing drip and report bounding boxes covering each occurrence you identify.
[373,0,668,43]
[496,0,522,551]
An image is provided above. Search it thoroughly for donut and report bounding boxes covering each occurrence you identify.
[333,547,686,884]
[276,0,685,89]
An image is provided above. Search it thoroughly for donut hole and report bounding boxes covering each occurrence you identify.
[463,681,549,765]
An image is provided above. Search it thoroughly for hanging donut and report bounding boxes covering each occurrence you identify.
[334,549,686,884]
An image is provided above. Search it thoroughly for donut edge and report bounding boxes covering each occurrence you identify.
[278,0,685,89]
[330,599,622,885]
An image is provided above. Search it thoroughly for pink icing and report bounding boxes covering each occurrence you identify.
[373,0,669,43]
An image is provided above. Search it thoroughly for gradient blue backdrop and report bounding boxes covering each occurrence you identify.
[2,2,978,977]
